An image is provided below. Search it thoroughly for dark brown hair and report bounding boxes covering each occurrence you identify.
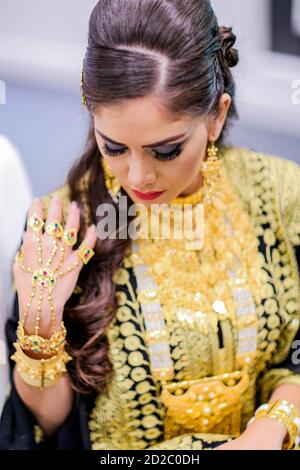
[66,0,239,395]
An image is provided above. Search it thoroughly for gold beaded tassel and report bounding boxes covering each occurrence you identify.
[101,158,122,203]
[34,289,43,336]
[200,141,223,206]
[45,222,61,265]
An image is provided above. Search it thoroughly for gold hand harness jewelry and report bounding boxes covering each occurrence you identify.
[14,213,94,355]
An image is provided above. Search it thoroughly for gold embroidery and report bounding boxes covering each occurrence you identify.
[146,433,233,450]
[88,148,300,449]
[35,146,300,450]
[130,152,265,438]
[222,148,300,402]
[161,371,249,437]
[259,368,300,404]
[33,424,44,444]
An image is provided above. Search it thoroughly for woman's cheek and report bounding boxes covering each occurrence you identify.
[182,152,200,178]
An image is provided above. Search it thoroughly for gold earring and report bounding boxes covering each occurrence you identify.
[101,158,122,203]
[207,140,219,160]
[200,141,223,204]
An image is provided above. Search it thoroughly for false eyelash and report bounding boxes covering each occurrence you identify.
[103,144,127,157]
[102,143,184,162]
[154,144,183,162]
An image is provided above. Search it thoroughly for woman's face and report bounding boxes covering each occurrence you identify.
[93,94,231,206]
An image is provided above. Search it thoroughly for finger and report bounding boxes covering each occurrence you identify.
[45,193,62,228]
[73,224,98,268]
[63,201,81,255]
[26,198,44,234]
[23,198,44,267]
[43,194,64,260]
[65,201,80,231]
[80,224,98,250]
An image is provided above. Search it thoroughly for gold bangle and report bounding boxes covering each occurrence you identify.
[16,321,67,355]
[247,400,300,450]
[11,341,73,389]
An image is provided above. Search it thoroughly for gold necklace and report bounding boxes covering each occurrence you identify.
[130,149,265,437]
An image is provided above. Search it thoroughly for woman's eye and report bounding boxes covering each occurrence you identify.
[103,143,127,157]
[103,142,185,162]
[153,144,184,162]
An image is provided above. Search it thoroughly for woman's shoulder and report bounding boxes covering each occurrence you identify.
[222,144,300,178]
[222,145,300,246]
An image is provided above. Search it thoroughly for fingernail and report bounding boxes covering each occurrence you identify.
[71,201,78,208]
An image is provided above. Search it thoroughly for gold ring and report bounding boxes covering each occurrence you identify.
[78,244,95,264]
[46,220,64,238]
[28,213,44,233]
[62,228,78,247]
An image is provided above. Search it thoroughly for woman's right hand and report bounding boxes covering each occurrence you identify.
[13,194,98,339]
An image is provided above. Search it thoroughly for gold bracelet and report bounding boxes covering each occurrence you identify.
[11,341,73,389]
[16,321,67,355]
[247,400,300,450]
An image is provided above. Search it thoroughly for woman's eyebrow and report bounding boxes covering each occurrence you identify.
[95,129,187,147]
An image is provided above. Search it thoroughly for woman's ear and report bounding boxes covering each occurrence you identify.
[208,93,232,141]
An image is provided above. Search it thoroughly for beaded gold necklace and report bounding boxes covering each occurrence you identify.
[130,152,265,437]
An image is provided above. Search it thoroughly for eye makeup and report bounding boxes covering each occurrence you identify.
[102,140,187,162]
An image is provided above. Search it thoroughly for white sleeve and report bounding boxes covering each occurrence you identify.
[0,136,33,414]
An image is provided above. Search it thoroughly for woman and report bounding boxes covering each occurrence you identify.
[1,0,300,450]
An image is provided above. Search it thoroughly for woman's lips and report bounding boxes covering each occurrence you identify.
[131,189,166,200]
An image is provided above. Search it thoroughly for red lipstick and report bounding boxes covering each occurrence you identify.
[132,189,165,200]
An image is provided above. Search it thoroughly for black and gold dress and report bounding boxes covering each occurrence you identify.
[1,146,300,450]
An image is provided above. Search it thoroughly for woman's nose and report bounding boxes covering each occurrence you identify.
[127,155,156,190]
